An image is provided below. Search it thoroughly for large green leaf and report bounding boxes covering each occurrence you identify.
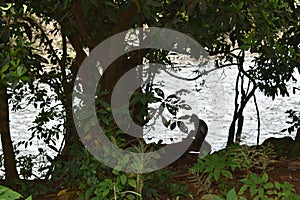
[0,185,22,200]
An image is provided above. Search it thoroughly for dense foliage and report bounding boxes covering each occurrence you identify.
[0,0,299,199]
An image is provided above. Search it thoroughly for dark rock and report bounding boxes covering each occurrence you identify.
[262,136,294,158]
[289,128,300,158]
[261,128,300,159]
[295,128,300,143]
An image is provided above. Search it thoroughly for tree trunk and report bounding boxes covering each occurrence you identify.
[0,87,19,180]
[235,113,244,144]
[61,0,140,152]
[60,101,83,159]
[227,71,240,147]
[59,60,84,160]
[98,50,146,145]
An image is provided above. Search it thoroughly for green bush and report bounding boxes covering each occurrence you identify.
[190,145,300,199]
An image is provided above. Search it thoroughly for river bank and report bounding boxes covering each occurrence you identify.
[2,138,300,199]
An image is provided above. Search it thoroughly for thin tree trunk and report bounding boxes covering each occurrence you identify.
[59,34,83,160]
[0,87,18,180]
[235,113,244,144]
[227,50,257,147]
[254,94,261,145]
[227,72,240,147]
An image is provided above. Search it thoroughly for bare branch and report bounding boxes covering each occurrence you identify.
[162,63,237,81]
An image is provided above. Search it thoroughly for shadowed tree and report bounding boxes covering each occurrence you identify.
[0,0,299,181]
[0,87,18,180]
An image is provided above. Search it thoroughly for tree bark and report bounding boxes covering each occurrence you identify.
[227,71,240,147]
[60,0,142,153]
[0,87,18,180]
[235,114,244,144]
[59,33,84,160]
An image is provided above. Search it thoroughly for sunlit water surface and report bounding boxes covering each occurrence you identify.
[1,58,299,177]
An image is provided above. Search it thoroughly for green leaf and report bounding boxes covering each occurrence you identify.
[226,189,237,200]
[266,190,274,195]
[170,122,176,130]
[264,182,274,189]
[207,173,214,181]
[261,173,268,183]
[0,185,22,200]
[204,166,213,173]
[99,115,109,126]
[20,76,30,82]
[180,104,192,110]
[102,189,109,197]
[120,154,130,165]
[274,182,281,190]
[238,185,248,195]
[221,170,233,179]
[98,100,111,109]
[237,2,244,10]
[250,186,257,197]
[241,45,250,50]
[261,10,268,20]
[158,103,165,114]
[128,179,136,188]
[155,88,164,98]
[120,174,127,185]
[177,121,188,133]
[258,188,264,197]
[0,64,9,74]
[16,65,27,77]
[213,170,220,181]
[112,168,120,175]
[25,196,32,200]
[166,104,177,115]
[162,116,169,127]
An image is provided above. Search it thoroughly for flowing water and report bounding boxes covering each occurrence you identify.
[142,57,300,151]
[1,58,300,176]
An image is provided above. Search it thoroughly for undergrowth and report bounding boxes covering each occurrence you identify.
[189,144,300,199]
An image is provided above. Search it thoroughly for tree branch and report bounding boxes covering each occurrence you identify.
[67,36,87,69]
[162,62,237,81]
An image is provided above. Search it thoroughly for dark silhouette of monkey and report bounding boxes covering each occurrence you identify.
[122,113,211,160]
[186,114,211,157]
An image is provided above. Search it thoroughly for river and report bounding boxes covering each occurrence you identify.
[2,57,300,176]
[141,56,300,151]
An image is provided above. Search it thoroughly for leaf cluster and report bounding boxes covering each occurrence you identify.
[190,144,280,197]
